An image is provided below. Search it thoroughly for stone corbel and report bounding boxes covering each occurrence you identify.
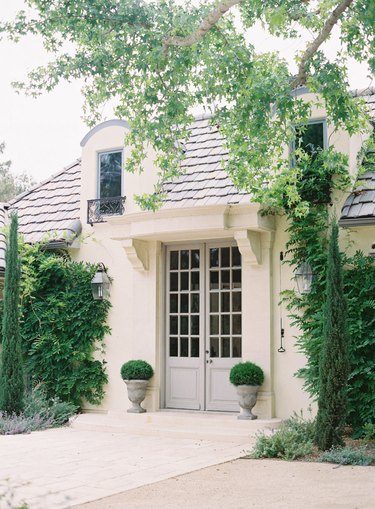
[121,239,149,271]
[234,230,262,265]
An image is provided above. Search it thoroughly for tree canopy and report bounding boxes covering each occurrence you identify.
[1,1,374,211]
[0,143,35,202]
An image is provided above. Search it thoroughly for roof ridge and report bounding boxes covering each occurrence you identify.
[9,158,81,206]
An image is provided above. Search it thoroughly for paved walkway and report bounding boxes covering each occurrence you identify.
[0,412,278,508]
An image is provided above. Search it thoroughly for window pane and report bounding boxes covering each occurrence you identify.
[180,294,188,313]
[180,316,189,335]
[210,293,219,313]
[180,272,189,291]
[232,337,242,358]
[232,270,241,289]
[221,292,230,312]
[210,337,219,357]
[170,294,178,313]
[180,337,189,357]
[191,293,200,313]
[210,248,219,268]
[221,247,230,267]
[221,270,230,289]
[233,315,242,335]
[191,315,199,335]
[232,292,241,312]
[191,337,199,357]
[210,315,219,335]
[170,316,178,335]
[232,246,241,267]
[191,271,200,291]
[99,151,122,198]
[296,122,324,156]
[170,273,178,291]
[170,337,178,357]
[221,315,230,335]
[180,250,189,270]
[221,337,230,358]
[191,250,200,269]
[170,251,178,270]
[210,271,219,290]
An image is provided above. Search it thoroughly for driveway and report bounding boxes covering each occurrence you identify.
[74,458,375,509]
[0,425,247,508]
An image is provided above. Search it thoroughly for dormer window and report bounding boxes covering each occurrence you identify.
[87,150,125,224]
[293,120,327,160]
[98,150,123,199]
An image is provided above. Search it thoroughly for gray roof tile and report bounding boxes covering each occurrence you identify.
[9,160,81,243]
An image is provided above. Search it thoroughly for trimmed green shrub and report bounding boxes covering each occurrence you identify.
[229,361,264,386]
[319,446,374,466]
[0,213,24,415]
[120,360,154,381]
[249,413,315,460]
[315,222,349,450]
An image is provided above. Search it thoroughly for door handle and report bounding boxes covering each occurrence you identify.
[206,359,213,364]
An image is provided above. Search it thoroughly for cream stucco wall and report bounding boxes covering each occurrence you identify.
[71,106,373,420]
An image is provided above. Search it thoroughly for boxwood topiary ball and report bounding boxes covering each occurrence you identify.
[120,360,154,381]
[229,361,264,386]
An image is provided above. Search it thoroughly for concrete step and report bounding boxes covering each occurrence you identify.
[70,411,282,444]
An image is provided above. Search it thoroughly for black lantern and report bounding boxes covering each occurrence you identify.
[91,263,111,300]
[295,262,313,294]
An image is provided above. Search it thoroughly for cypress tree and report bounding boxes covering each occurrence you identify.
[0,213,24,414]
[315,221,349,450]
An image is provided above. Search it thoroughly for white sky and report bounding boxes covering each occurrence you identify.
[0,0,373,183]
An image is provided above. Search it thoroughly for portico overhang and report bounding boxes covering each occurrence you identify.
[107,203,275,271]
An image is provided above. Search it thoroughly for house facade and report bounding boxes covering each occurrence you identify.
[5,87,375,419]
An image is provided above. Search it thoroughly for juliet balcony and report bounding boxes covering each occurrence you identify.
[87,197,126,224]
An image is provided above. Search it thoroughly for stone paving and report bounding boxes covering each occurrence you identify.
[0,412,275,509]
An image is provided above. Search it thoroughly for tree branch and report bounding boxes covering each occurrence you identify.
[291,0,355,90]
[163,0,241,51]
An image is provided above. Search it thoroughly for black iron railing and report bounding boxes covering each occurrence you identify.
[87,196,126,224]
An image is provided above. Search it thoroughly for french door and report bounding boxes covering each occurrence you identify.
[165,243,242,411]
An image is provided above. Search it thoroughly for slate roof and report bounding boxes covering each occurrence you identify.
[9,160,82,244]
[351,87,375,118]
[162,116,249,208]
[340,167,375,226]
[339,129,375,226]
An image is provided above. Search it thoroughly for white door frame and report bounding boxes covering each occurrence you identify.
[164,241,242,411]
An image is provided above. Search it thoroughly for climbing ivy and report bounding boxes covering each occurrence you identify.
[283,144,375,436]
[0,242,111,409]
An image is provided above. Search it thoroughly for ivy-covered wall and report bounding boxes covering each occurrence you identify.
[283,139,375,436]
[0,242,111,409]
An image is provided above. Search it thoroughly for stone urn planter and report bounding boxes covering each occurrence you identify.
[229,361,264,420]
[235,384,260,420]
[120,360,154,414]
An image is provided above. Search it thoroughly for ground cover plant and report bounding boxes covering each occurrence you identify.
[249,413,375,465]
[0,386,77,435]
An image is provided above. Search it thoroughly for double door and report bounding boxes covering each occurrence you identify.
[165,243,242,411]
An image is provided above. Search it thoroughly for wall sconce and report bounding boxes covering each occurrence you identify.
[91,262,111,300]
[295,262,314,295]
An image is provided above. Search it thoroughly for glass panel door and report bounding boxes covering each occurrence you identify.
[165,246,204,410]
[206,245,242,411]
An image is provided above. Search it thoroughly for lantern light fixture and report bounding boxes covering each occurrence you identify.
[91,262,111,300]
[295,262,314,295]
